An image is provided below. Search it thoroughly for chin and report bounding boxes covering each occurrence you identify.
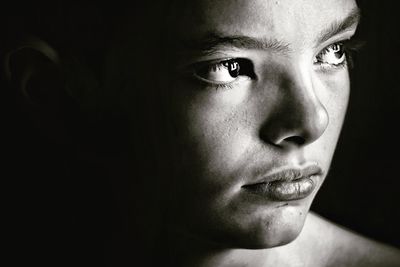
[199,202,310,250]
[238,205,309,249]
[243,219,305,249]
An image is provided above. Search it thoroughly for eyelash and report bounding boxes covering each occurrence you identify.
[340,38,364,69]
[191,38,363,90]
[315,43,347,70]
[192,58,255,90]
[314,39,364,71]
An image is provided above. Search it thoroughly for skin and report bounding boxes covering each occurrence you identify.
[149,0,400,266]
[168,0,352,247]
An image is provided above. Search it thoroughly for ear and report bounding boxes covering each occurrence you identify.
[4,36,72,145]
[3,37,60,105]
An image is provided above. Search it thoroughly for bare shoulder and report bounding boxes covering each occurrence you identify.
[306,212,400,267]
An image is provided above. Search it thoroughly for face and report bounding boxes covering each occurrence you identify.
[159,0,359,249]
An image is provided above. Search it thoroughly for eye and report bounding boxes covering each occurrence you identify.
[193,58,255,85]
[314,43,346,68]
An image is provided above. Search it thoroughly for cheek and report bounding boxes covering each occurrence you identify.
[166,84,257,223]
[168,77,258,172]
[175,89,253,178]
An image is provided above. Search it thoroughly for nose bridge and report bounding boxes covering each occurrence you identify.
[289,70,328,134]
[260,65,329,147]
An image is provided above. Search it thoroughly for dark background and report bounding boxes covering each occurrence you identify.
[1,0,399,266]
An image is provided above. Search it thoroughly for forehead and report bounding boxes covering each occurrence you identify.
[172,0,358,47]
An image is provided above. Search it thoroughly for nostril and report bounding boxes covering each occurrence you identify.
[283,136,306,146]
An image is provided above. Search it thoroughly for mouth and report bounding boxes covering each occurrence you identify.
[242,164,323,201]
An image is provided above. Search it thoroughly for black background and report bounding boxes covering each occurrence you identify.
[1,0,399,266]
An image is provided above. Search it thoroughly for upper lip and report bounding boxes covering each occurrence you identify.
[244,164,323,185]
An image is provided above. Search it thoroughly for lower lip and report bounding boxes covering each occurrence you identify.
[243,176,316,201]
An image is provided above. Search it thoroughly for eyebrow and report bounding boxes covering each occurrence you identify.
[315,7,361,45]
[180,35,291,56]
[177,7,361,56]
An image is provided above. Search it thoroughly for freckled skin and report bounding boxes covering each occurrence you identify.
[165,0,356,249]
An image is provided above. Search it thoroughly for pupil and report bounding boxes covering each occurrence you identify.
[224,60,240,77]
[332,44,340,51]
[332,44,344,59]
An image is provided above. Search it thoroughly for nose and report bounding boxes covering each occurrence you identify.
[259,72,329,148]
